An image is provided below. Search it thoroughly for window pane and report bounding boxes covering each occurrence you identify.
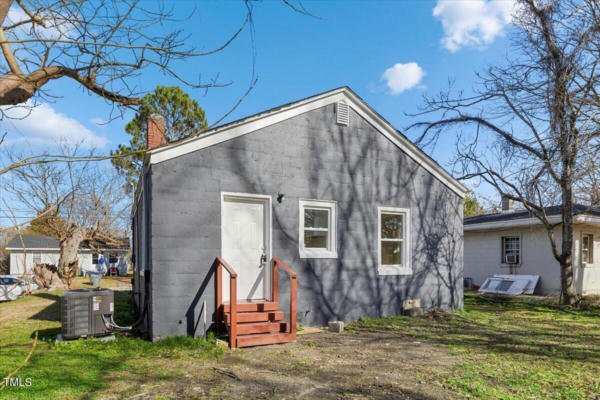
[381,241,402,265]
[381,213,403,239]
[582,234,593,263]
[304,230,328,249]
[502,237,520,263]
[304,209,329,229]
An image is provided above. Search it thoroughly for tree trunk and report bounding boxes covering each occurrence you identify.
[559,260,578,305]
[0,1,14,26]
[560,162,579,305]
[33,263,67,291]
[58,228,86,287]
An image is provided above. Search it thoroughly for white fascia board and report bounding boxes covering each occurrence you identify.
[149,90,346,164]
[464,214,600,231]
[6,248,102,252]
[148,88,466,198]
[575,215,600,224]
[6,248,60,251]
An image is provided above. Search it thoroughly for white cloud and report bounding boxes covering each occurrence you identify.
[6,6,72,40]
[381,62,426,95]
[2,102,108,149]
[433,0,516,52]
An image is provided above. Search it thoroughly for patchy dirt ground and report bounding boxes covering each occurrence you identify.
[98,329,455,400]
[6,287,598,399]
[2,279,456,400]
[217,330,454,400]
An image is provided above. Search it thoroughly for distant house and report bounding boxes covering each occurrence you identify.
[5,234,129,276]
[132,87,466,346]
[464,202,600,295]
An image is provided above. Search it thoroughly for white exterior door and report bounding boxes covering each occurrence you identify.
[222,194,270,301]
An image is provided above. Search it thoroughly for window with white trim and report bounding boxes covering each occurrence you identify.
[582,233,593,264]
[378,207,411,275]
[501,236,521,264]
[299,200,337,258]
[32,252,41,264]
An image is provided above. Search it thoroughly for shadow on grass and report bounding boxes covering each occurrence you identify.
[28,293,61,322]
[28,290,133,323]
[3,286,222,399]
[352,294,600,364]
[35,327,61,340]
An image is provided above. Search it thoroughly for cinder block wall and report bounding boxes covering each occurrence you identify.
[147,104,463,340]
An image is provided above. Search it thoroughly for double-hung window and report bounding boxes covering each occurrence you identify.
[299,200,337,258]
[378,207,411,275]
[32,252,41,264]
[501,236,521,264]
[582,233,593,264]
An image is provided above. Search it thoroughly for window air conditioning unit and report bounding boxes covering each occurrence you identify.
[505,254,518,264]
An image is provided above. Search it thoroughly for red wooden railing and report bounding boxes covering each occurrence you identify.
[272,257,297,340]
[214,257,238,348]
[215,256,297,348]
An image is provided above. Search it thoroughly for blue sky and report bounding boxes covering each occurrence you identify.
[2,0,517,200]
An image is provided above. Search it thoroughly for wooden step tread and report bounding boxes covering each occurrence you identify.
[222,301,279,313]
[233,322,288,335]
[225,311,284,324]
[236,332,295,348]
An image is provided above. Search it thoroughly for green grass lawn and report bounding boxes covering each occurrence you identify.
[0,278,223,399]
[2,283,600,399]
[351,294,600,399]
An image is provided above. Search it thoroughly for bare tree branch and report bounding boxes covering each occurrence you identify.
[413,0,600,304]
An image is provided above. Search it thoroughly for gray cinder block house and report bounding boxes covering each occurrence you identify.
[132,87,466,347]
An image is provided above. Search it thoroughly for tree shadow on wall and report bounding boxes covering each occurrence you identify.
[216,106,463,326]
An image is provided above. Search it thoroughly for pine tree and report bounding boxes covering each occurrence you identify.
[463,190,484,218]
[111,86,208,191]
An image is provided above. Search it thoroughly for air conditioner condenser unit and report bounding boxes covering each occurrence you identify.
[61,288,114,340]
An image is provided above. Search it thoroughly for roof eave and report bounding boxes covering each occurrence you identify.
[146,86,466,198]
[465,214,600,231]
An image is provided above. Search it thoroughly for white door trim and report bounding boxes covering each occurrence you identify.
[220,192,273,300]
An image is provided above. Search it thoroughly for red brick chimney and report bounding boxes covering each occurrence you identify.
[147,114,166,150]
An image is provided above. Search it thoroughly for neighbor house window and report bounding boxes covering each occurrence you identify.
[378,207,411,275]
[32,252,41,264]
[582,234,593,264]
[299,199,337,258]
[92,253,99,264]
[502,236,521,264]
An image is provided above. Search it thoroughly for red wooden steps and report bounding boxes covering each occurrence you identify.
[235,322,288,335]
[222,301,279,313]
[236,332,294,347]
[221,302,292,348]
[225,311,284,324]
[215,257,297,348]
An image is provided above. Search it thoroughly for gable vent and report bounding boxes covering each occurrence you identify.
[336,101,350,126]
